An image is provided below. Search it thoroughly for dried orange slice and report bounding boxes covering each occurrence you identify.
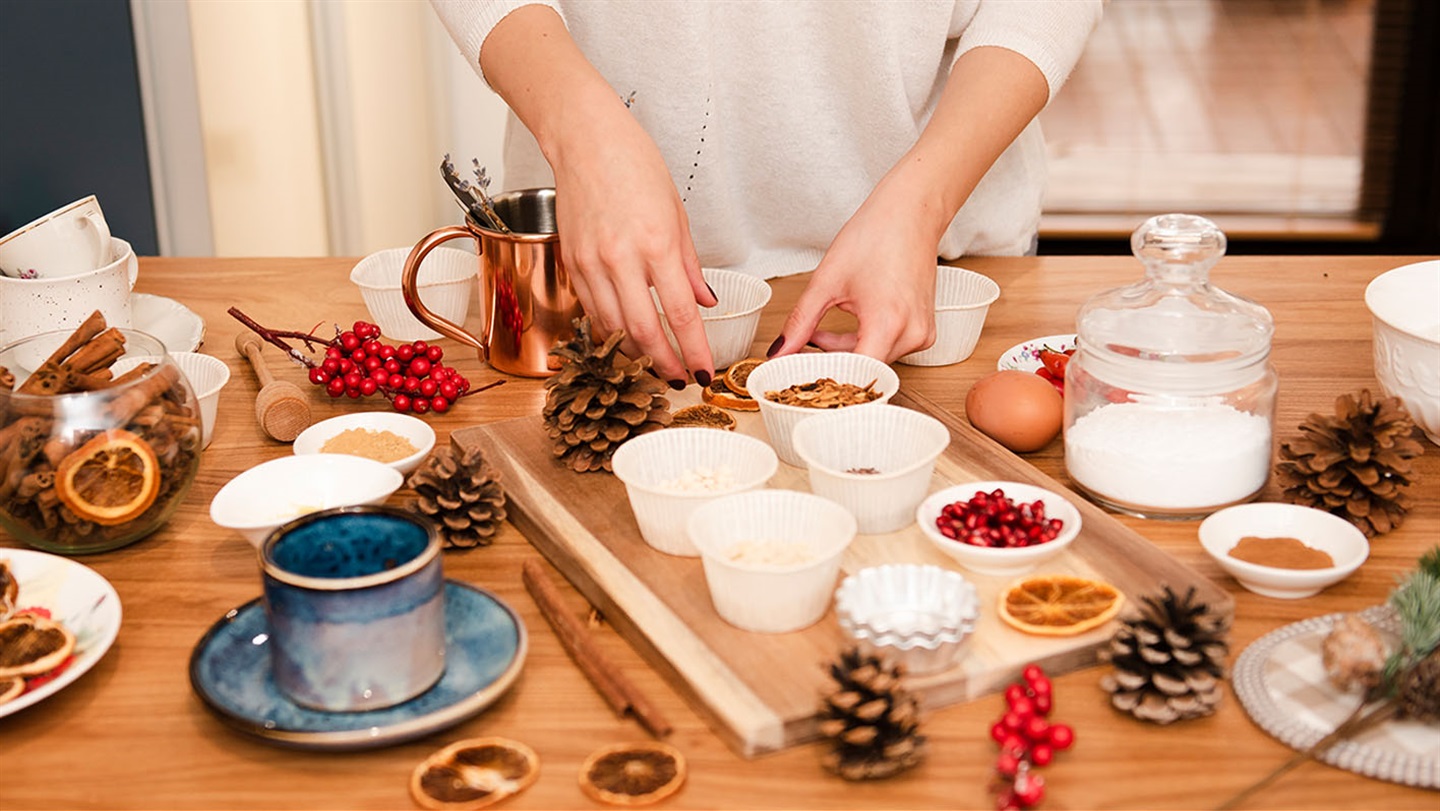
[702,376,758,412]
[410,737,539,810]
[0,675,22,705]
[0,614,77,679]
[0,560,17,620]
[670,404,736,431]
[998,574,1124,637]
[55,429,160,526]
[579,741,686,806]
[723,358,764,396]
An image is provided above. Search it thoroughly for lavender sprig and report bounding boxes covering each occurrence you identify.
[470,159,512,234]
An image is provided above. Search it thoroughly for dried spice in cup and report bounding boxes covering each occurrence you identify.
[764,377,881,409]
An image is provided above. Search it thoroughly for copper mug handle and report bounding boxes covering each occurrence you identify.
[401,225,486,354]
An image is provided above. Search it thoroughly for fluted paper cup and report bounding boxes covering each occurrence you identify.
[350,247,475,341]
[745,352,900,466]
[170,351,231,448]
[835,564,979,675]
[610,428,779,556]
[655,268,773,370]
[687,489,856,633]
[791,404,950,534]
[897,266,1000,366]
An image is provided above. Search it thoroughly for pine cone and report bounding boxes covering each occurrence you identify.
[407,437,507,549]
[817,648,925,780]
[1398,649,1440,724]
[1276,389,1425,537]
[543,317,671,473]
[1099,586,1229,724]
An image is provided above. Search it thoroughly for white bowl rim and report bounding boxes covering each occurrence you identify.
[291,411,437,470]
[349,246,476,291]
[210,454,403,530]
[1363,259,1440,339]
[747,353,902,415]
[611,429,779,498]
[695,268,774,322]
[688,490,857,574]
[791,404,950,481]
[1196,503,1370,580]
[915,480,1082,559]
[932,267,1001,313]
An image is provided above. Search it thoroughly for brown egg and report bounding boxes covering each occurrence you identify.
[965,370,1063,453]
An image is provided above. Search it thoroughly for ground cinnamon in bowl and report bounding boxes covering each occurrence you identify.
[1228,536,1335,570]
[319,428,417,464]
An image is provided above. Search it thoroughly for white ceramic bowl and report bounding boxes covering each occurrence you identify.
[610,428,778,556]
[654,268,773,370]
[897,266,1000,366]
[169,351,231,448]
[1197,502,1370,599]
[291,411,436,475]
[835,564,979,675]
[1364,259,1440,445]
[210,454,405,547]
[916,481,1081,576]
[350,246,475,342]
[745,352,901,467]
[687,489,856,633]
[791,404,950,534]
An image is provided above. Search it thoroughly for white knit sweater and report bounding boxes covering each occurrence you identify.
[432,0,1101,278]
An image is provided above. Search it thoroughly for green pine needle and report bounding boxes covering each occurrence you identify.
[1381,548,1440,689]
[1418,546,1440,580]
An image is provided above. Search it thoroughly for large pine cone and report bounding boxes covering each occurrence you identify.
[1099,586,1229,724]
[817,648,925,780]
[542,317,671,473]
[407,437,507,549]
[1276,390,1424,537]
[1398,649,1440,724]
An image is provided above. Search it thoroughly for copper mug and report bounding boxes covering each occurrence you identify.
[402,188,582,377]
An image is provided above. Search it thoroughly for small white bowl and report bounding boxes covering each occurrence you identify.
[291,411,436,475]
[835,564,979,676]
[210,454,405,547]
[1198,502,1370,599]
[169,351,231,449]
[350,246,475,342]
[916,481,1081,576]
[745,352,901,467]
[687,490,856,633]
[791,404,950,534]
[610,428,778,556]
[655,268,773,370]
[1364,259,1440,445]
[897,266,1000,367]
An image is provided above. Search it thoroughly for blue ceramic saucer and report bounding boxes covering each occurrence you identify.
[189,580,526,750]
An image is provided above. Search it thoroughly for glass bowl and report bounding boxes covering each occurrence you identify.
[0,327,201,553]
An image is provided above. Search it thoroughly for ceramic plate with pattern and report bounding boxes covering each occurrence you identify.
[189,580,526,750]
[996,333,1077,373]
[1231,604,1438,788]
[0,548,123,719]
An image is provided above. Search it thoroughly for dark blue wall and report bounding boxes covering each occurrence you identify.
[0,0,159,255]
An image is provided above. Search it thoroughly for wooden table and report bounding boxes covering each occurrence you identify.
[1,255,1436,810]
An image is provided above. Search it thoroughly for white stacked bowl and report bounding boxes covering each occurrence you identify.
[897,266,1000,366]
[610,428,779,556]
[1364,259,1440,444]
[791,404,950,534]
[745,352,901,467]
[655,268,773,370]
[350,246,475,342]
[835,564,979,675]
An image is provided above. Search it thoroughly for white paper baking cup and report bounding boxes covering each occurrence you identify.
[745,352,900,467]
[170,351,231,449]
[835,564,979,675]
[655,268,773,370]
[610,428,779,556]
[791,404,950,534]
[687,489,856,633]
[350,246,475,342]
[897,266,1000,366]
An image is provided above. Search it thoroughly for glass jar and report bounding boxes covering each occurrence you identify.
[1063,214,1278,519]
[0,328,201,553]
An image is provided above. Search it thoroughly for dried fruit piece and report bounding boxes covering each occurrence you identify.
[0,675,22,705]
[0,560,17,621]
[410,737,539,810]
[54,429,161,526]
[578,741,686,806]
[0,614,77,679]
[765,377,881,408]
[701,375,759,412]
[1321,612,1388,693]
[723,358,764,396]
[999,575,1123,637]
[670,404,736,431]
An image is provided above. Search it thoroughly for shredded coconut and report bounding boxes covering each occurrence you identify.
[723,539,817,567]
[656,465,736,493]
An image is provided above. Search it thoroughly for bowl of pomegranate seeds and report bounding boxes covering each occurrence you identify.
[915,481,1081,576]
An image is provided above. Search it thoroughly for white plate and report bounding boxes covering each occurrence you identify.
[132,293,205,353]
[0,549,123,718]
[997,333,1077,372]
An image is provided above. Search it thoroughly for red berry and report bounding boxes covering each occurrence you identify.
[343,372,363,389]
[392,394,411,412]
[989,721,1010,744]
[1029,743,1054,766]
[378,344,396,359]
[1013,773,1045,807]
[1022,664,1046,685]
[321,357,341,375]
[371,368,390,384]
[360,379,378,396]
[430,396,450,413]
[995,789,1021,811]
[409,357,431,377]
[345,387,362,399]
[308,368,329,385]
[1004,683,1028,707]
[1001,711,1025,733]
[1033,693,1053,716]
[995,751,1021,778]
[411,340,429,354]
[404,376,421,393]
[337,358,354,374]
[426,345,443,362]
[352,320,370,335]
[397,344,415,362]
[419,379,438,397]
[350,348,366,363]
[1047,723,1074,750]
[339,331,360,351]
[325,346,343,360]
[1022,715,1049,742]
[364,355,383,371]
[439,382,459,400]
[362,339,382,355]
[388,374,405,389]
[325,378,346,397]
[384,358,401,374]
[1009,695,1036,720]
[411,397,431,414]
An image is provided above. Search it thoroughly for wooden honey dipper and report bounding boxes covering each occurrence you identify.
[234,332,312,442]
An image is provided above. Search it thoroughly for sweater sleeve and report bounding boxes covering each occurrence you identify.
[429,0,565,87]
[954,0,1103,102]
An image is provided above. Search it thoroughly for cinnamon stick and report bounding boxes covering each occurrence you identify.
[521,559,672,738]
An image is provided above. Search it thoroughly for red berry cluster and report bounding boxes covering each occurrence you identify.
[936,488,1064,548]
[304,321,471,414]
[989,664,1073,810]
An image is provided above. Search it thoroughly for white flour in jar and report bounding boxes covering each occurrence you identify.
[1065,401,1271,510]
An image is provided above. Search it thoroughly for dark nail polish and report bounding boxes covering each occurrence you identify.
[668,379,686,391]
[704,282,718,302]
[695,370,712,388]
[805,340,820,350]
[766,335,785,358]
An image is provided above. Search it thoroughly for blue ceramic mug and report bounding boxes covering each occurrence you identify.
[261,506,445,712]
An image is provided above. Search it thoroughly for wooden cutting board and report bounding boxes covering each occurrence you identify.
[454,388,1232,757]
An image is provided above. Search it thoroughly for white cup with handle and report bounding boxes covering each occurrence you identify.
[0,238,137,365]
[0,195,113,280]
